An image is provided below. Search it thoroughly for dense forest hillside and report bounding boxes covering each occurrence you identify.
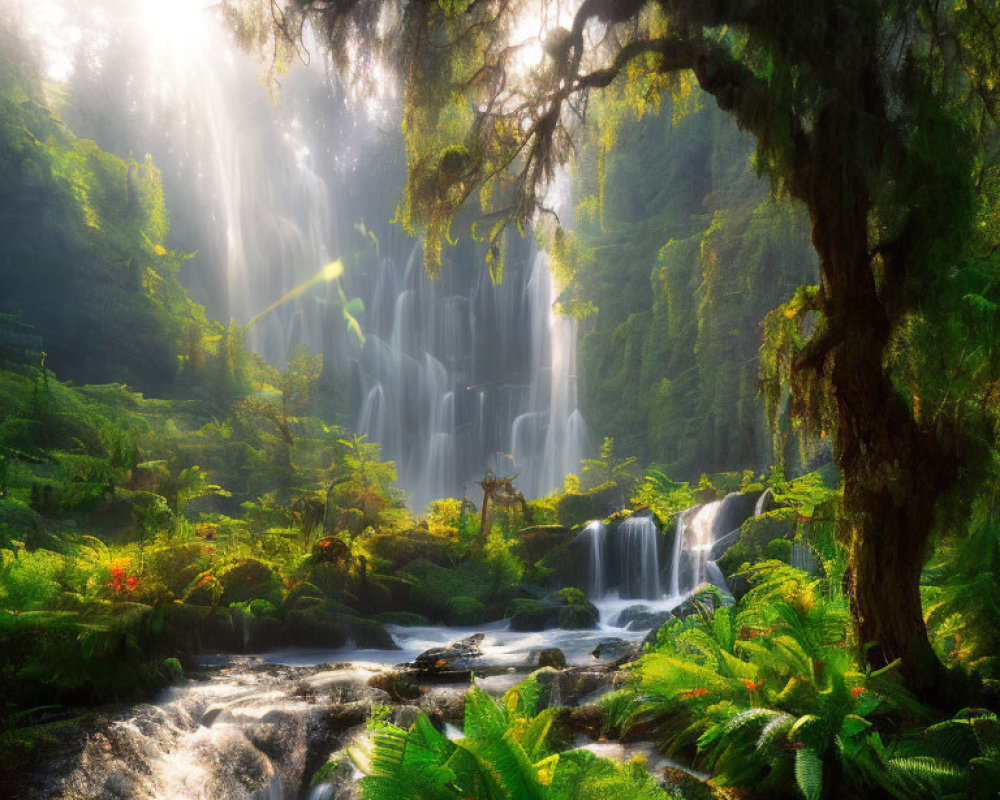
[560,99,819,477]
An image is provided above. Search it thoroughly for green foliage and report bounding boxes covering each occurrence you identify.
[351,679,674,800]
[564,100,819,478]
[614,562,933,799]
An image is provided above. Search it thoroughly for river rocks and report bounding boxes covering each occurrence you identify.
[418,687,467,725]
[661,766,744,800]
[591,638,638,663]
[367,671,422,700]
[536,647,567,668]
[412,633,484,672]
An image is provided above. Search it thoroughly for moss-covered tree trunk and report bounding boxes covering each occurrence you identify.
[802,118,952,694]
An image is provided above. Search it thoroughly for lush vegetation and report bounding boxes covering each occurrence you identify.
[2,2,1000,799]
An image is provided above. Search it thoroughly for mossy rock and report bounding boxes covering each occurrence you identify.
[284,605,397,650]
[375,611,430,627]
[218,559,284,607]
[445,595,487,625]
[558,603,599,629]
[300,561,355,604]
[716,507,799,578]
[507,598,551,632]
[283,581,326,611]
[554,483,621,527]
[765,538,794,563]
[536,648,567,669]
[367,529,454,569]
[518,525,573,563]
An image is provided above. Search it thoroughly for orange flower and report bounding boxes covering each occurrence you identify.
[851,686,865,698]
[742,678,764,691]
[681,688,709,699]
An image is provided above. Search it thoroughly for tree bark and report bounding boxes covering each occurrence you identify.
[800,112,954,694]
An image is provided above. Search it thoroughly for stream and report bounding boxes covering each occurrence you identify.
[14,607,675,800]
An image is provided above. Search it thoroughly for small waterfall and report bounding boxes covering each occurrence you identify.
[579,521,608,598]
[617,517,662,600]
[754,487,774,516]
[687,500,723,593]
[577,491,768,609]
[668,514,684,598]
[21,663,381,799]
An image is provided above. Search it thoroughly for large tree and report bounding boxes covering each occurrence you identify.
[233,0,1000,695]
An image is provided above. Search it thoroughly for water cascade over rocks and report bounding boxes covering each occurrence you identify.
[574,491,765,612]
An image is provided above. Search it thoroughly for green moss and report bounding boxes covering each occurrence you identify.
[445,595,487,625]
[218,559,284,607]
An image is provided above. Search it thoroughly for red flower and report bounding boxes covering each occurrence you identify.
[126,576,137,587]
[851,686,865,698]
[742,678,764,691]
[681,688,709,699]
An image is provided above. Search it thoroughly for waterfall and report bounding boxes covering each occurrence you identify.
[754,487,774,516]
[617,517,662,600]
[577,490,767,607]
[579,521,608,598]
[9,1,589,511]
[353,250,589,509]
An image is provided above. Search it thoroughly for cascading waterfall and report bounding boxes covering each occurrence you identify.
[577,491,766,609]
[579,521,608,598]
[353,249,589,509]
[617,517,662,600]
[11,0,589,510]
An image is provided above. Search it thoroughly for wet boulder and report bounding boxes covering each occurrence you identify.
[367,671,422,701]
[411,633,485,672]
[507,598,550,631]
[536,648,567,669]
[591,638,638,664]
[506,589,598,631]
